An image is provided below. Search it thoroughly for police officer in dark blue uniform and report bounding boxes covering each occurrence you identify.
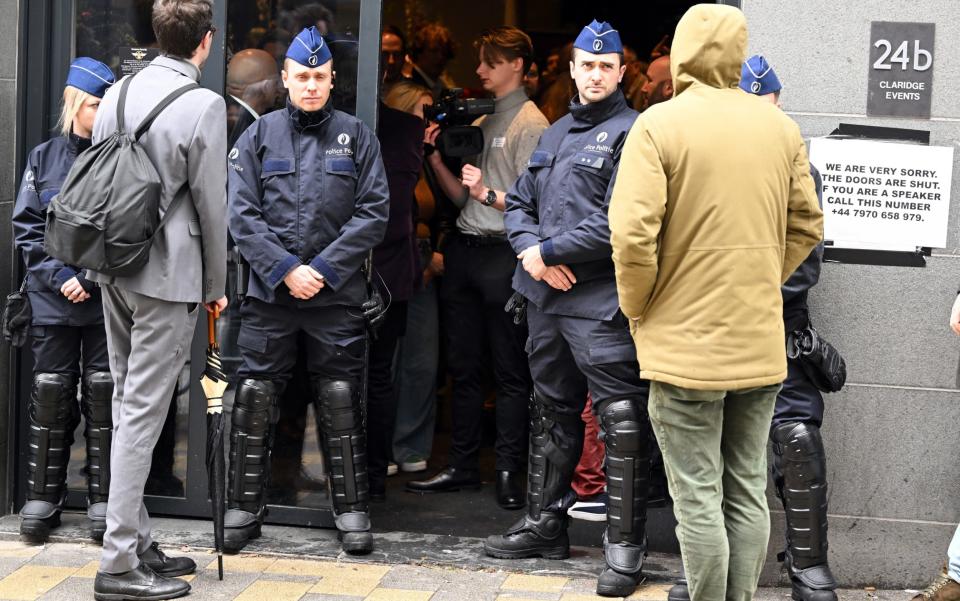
[485,21,655,598]
[740,55,838,601]
[12,57,115,543]
[226,26,390,555]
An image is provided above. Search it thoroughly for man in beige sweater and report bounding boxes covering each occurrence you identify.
[608,5,823,601]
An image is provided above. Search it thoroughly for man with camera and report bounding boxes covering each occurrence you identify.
[407,26,548,509]
[482,20,655,598]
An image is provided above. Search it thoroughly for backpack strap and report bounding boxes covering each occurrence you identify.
[115,76,134,135]
[133,82,201,141]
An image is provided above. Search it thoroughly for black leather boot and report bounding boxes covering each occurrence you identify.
[772,422,838,601]
[20,373,79,543]
[315,379,373,555]
[82,371,113,543]
[483,511,570,559]
[595,398,653,598]
[496,470,524,509]
[224,379,279,553]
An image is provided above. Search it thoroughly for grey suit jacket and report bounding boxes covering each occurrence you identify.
[89,55,227,304]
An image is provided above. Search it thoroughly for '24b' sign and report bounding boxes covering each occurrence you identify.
[867,22,935,119]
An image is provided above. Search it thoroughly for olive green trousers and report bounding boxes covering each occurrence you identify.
[648,381,780,601]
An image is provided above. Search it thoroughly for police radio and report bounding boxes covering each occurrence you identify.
[424,88,495,157]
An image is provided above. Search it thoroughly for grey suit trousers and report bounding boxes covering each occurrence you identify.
[99,284,198,574]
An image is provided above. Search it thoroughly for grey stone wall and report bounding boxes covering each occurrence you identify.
[742,0,960,588]
[0,0,18,514]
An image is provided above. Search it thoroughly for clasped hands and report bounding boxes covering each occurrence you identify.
[518,245,576,292]
[284,265,325,299]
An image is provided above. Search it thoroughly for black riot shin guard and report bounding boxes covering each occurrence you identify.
[772,422,838,598]
[227,379,280,516]
[26,373,80,504]
[81,371,113,504]
[600,399,651,546]
[527,392,583,520]
[314,379,369,514]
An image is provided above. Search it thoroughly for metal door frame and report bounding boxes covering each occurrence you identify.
[11,0,384,528]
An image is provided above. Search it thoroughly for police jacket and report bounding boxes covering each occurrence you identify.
[504,90,637,321]
[783,165,824,333]
[13,134,103,326]
[229,100,390,308]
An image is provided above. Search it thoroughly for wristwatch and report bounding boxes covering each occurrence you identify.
[482,189,497,206]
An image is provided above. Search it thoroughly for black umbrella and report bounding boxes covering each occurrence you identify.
[200,307,228,580]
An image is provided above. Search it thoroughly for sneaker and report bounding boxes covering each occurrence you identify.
[913,567,960,601]
[400,456,428,473]
[568,492,608,522]
[387,462,398,477]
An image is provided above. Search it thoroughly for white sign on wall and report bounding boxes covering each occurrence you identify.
[808,137,953,251]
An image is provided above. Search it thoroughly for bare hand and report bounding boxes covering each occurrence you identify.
[951,294,960,335]
[542,265,577,291]
[460,164,486,201]
[425,123,441,146]
[284,265,325,300]
[206,296,228,314]
[60,277,91,303]
[518,245,547,280]
[423,252,444,286]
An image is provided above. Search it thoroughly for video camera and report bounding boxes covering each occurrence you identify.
[424,88,495,157]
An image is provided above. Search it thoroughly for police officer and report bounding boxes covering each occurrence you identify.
[226,26,390,555]
[12,57,115,543]
[740,55,837,601]
[485,21,654,598]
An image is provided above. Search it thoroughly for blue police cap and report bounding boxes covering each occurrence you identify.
[739,54,782,96]
[65,57,115,98]
[574,20,623,55]
[286,26,332,68]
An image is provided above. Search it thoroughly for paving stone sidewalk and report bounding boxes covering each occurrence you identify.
[0,539,916,601]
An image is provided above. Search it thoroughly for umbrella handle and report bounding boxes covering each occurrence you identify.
[207,311,216,347]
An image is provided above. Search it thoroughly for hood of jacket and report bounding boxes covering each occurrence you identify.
[671,3,747,97]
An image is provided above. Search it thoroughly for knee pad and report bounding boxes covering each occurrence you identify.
[315,380,362,436]
[81,371,113,426]
[599,398,652,544]
[314,380,368,511]
[228,379,280,513]
[771,421,830,569]
[81,371,114,503]
[27,373,78,500]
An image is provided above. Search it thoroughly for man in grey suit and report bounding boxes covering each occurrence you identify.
[90,2,228,599]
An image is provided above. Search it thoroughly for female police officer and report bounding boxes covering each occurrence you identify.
[226,26,389,555]
[12,57,115,543]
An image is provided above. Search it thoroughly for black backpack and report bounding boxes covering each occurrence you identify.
[44,75,199,277]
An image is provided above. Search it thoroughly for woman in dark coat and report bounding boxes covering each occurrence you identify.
[12,57,115,543]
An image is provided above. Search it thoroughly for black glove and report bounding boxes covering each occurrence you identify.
[3,280,31,348]
[362,289,387,334]
[504,291,527,326]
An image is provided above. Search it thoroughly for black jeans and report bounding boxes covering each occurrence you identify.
[366,301,408,492]
[440,235,530,472]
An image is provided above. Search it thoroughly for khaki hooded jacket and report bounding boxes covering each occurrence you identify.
[609,4,823,391]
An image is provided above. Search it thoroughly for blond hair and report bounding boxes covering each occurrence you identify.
[58,85,92,137]
[384,80,431,116]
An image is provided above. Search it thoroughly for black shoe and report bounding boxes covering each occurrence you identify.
[483,511,569,560]
[223,509,262,553]
[335,511,373,555]
[668,583,690,601]
[596,535,646,597]
[138,542,196,577]
[94,563,190,601]
[406,466,481,493]
[19,500,61,543]
[496,471,524,509]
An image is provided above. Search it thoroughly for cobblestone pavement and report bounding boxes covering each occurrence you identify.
[0,539,915,601]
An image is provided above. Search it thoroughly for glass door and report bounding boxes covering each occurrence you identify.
[15,0,382,528]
